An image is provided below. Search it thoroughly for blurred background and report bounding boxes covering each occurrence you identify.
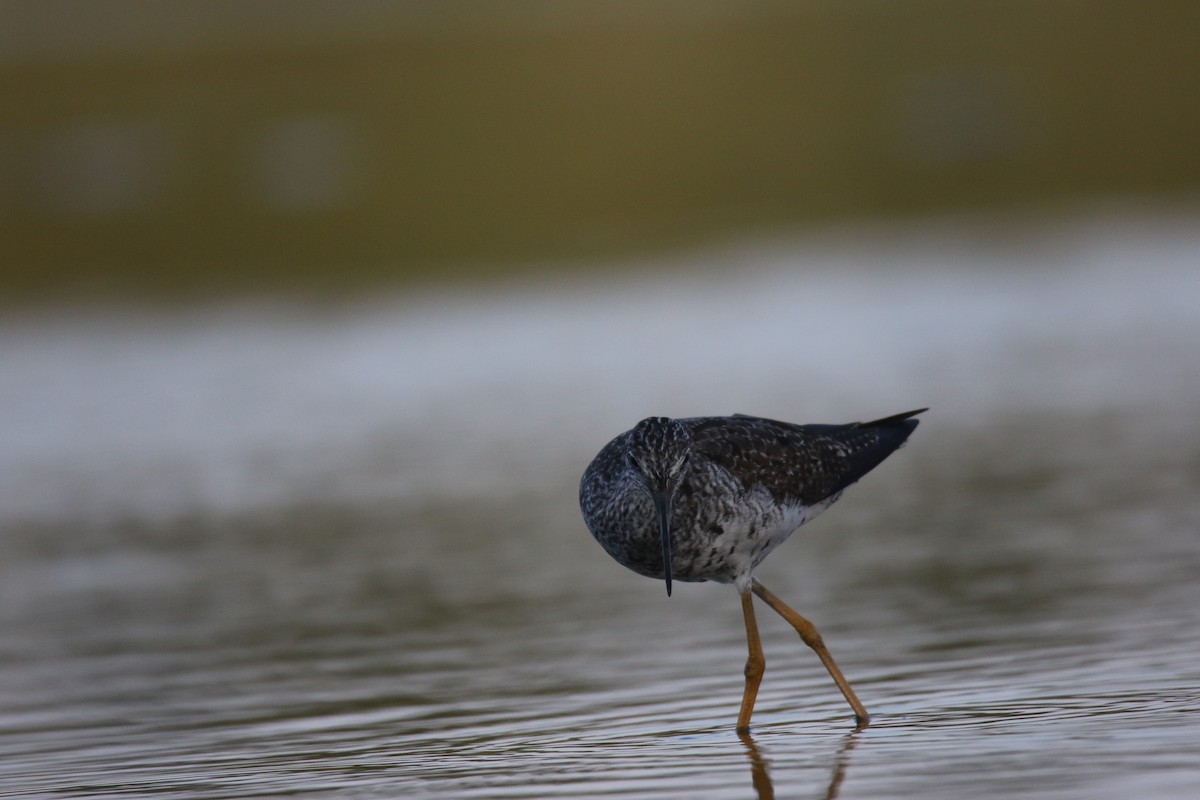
[3,0,1199,299]
[2,2,1200,798]
[2,0,1195,531]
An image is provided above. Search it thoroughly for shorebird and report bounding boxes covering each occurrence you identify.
[579,409,924,731]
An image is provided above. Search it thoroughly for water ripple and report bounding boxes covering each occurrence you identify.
[3,220,1200,797]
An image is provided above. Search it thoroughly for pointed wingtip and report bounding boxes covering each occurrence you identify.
[860,407,929,427]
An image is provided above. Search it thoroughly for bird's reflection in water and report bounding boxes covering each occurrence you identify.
[738,731,775,800]
[821,730,861,800]
[739,727,864,800]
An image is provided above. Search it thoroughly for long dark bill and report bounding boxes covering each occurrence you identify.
[653,491,673,596]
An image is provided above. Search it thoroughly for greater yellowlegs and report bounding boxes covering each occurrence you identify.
[579,409,924,731]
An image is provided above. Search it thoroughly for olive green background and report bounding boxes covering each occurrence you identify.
[3,1,1198,300]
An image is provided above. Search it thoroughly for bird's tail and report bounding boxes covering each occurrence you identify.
[859,408,928,429]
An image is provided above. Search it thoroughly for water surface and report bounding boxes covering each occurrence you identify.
[2,214,1199,798]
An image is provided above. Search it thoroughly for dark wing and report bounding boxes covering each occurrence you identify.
[686,409,924,506]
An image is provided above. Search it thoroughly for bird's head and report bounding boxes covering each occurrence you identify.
[626,417,692,596]
[627,417,692,494]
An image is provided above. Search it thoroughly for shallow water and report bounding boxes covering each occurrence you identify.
[2,213,1200,797]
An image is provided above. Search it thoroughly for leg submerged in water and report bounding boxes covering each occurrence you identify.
[737,589,766,733]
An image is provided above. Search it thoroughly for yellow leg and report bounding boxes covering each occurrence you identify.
[736,589,766,734]
[751,578,870,727]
